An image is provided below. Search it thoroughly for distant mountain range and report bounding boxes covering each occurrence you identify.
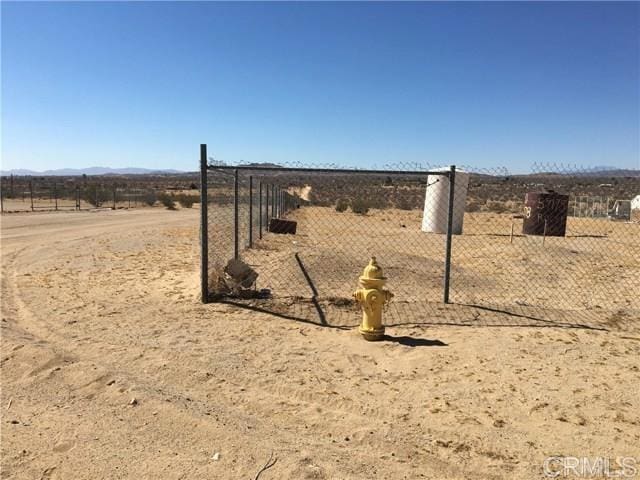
[0,167,186,176]
[526,168,639,178]
[1,165,637,177]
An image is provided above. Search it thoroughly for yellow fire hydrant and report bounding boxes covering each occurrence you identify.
[354,257,393,341]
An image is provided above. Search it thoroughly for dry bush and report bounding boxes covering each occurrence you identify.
[142,192,157,206]
[335,198,349,212]
[503,200,523,214]
[175,193,196,208]
[395,195,414,210]
[351,198,370,215]
[466,200,481,212]
[157,193,176,210]
[485,200,507,213]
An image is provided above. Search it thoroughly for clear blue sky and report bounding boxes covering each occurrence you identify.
[2,1,639,173]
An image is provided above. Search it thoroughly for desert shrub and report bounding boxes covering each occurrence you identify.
[486,200,507,213]
[308,190,331,207]
[81,188,98,207]
[335,198,349,212]
[503,200,521,214]
[157,192,176,210]
[175,193,196,208]
[81,187,111,207]
[350,197,370,215]
[142,191,157,206]
[466,201,481,212]
[374,194,392,210]
[396,196,413,210]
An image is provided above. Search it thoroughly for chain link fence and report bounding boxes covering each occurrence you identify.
[449,164,640,324]
[200,146,639,329]
[0,177,199,213]
[203,161,453,326]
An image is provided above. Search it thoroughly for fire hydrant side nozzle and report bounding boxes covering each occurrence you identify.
[353,257,393,341]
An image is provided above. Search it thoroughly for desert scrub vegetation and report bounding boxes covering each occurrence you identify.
[395,195,414,210]
[81,187,112,207]
[141,192,157,206]
[174,193,197,208]
[350,197,371,215]
[335,198,349,212]
[465,200,481,212]
[157,192,176,210]
[485,200,508,214]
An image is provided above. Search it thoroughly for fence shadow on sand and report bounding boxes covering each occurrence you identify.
[217,296,613,332]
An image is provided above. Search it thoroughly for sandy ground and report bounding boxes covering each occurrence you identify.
[2,209,639,479]
[232,207,639,329]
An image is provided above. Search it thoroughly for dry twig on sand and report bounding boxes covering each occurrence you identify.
[253,451,277,480]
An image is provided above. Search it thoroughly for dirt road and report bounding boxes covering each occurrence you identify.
[1,210,639,479]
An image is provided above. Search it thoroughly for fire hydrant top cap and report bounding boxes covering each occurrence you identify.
[361,256,386,280]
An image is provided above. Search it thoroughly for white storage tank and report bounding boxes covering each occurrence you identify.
[421,167,470,234]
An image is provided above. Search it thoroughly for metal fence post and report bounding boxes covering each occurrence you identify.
[76,185,80,210]
[265,182,270,226]
[200,144,209,303]
[113,186,117,210]
[259,181,263,239]
[443,165,456,304]
[271,184,275,220]
[0,185,3,213]
[30,181,34,211]
[234,168,239,260]
[54,182,58,211]
[249,176,253,248]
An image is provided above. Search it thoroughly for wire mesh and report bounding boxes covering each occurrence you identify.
[205,161,639,329]
[206,163,453,325]
[448,164,640,323]
[0,177,181,213]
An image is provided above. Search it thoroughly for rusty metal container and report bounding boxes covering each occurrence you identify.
[522,191,569,237]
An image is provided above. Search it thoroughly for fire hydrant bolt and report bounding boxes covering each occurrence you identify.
[353,257,393,341]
